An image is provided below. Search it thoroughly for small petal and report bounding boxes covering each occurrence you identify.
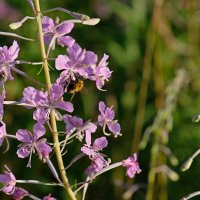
[57,36,75,47]
[85,158,106,177]
[42,16,55,33]
[81,146,92,156]
[104,108,115,120]
[63,115,83,133]
[33,123,46,140]
[21,87,37,106]
[99,101,106,114]
[99,54,109,67]
[50,84,63,101]
[16,129,31,143]
[0,174,9,184]
[37,140,52,158]
[107,122,121,136]
[44,35,54,44]
[0,121,7,145]
[0,90,6,118]
[33,108,49,124]
[3,185,15,195]
[83,51,98,65]
[87,123,97,133]
[57,22,74,35]
[85,163,97,177]
[55,101,74,113]
[8,40,19,60]
[13,187,28,200]
[93,137,108,150]
[85,131,91,146]
[67,43,83,63]
[17,146,31,158]
[22,86,48,107]
[96,79,104,90]
[55,55,70,70]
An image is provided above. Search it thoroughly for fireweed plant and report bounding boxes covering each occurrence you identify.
[0,1,141,200]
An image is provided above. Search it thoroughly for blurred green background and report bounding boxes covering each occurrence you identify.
[1,0,200,200]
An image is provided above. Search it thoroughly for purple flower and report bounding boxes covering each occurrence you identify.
[55,44,112,91]
[63,114,97,141]
[0,41,19,84]
[42,16,75,47]
[16,123,52,167]
[0,166,16,195]
[81,136,110,176]
[88,54,112,90]
[85,157,107,177]
[81,136,108,157]
[43,194,56,200]
[122,153,141,178]
[82,136,109,177]
[0,121,7,147]
[98,101,121,137]
[0,166,28,199]
[21,84,73,124]
[55,43,98,86]
[12,187,28,200]
[63,114,84,134]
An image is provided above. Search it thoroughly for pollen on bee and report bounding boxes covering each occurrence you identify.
[64,77,84,93]
[74,80,84,92]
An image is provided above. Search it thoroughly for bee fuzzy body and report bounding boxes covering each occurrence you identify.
[62,73,84,94]
[66,78,84,93]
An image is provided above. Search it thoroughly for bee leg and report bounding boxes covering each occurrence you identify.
[70,92,76,102]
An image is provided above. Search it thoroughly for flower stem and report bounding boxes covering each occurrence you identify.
[181,191,200,200]
[16,180,63,186]
[33,1,77,199]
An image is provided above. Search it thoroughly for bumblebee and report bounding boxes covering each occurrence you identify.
[66,78,84,93]
[63,74,84,94]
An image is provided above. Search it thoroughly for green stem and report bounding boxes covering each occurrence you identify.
[146,143,159,200]
[33,1,77,199]
[153,33,167,200]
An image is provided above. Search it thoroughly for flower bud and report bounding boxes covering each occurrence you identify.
[181,158,193,171]
[168,170,179,181]
[9,22,22,30]
[82,18,100,25]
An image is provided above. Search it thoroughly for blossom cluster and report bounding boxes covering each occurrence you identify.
[0,166,27,200]
[0,6,141,200]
